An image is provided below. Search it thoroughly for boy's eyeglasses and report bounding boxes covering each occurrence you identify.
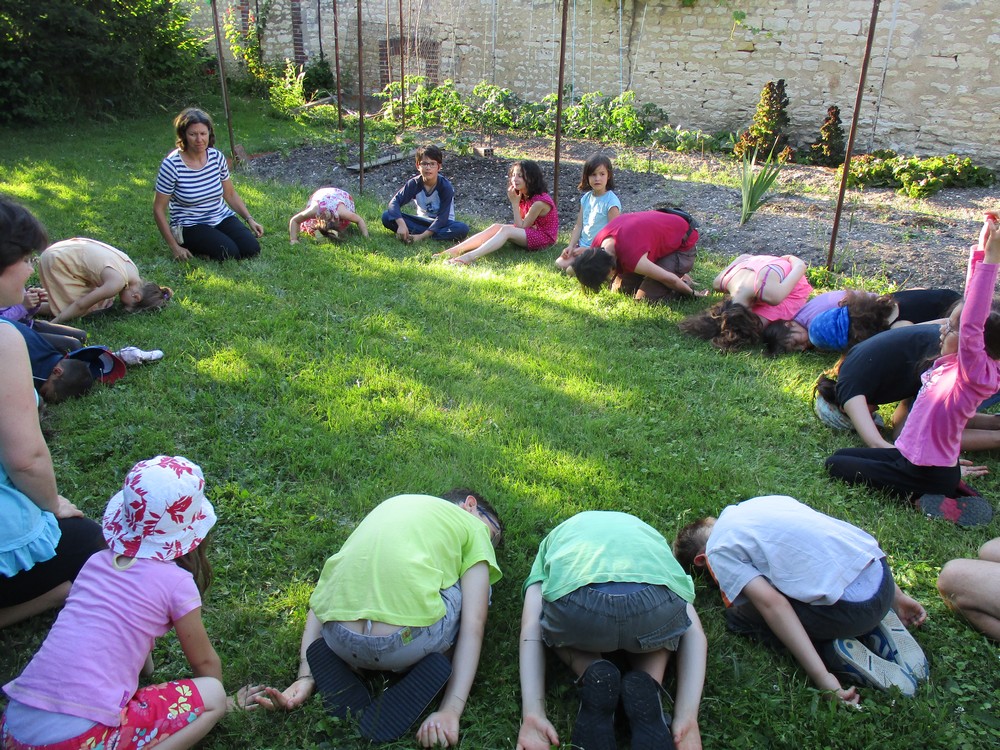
[478,508,502,545]
[419,161,438,168]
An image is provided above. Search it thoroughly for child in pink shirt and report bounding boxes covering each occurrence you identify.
[1,456,258,750]
[826,212,1000,526]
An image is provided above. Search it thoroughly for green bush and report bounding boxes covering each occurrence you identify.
[844,150,995,198]
[301,54,336,100]
[269,60,306,118]
[223,6,274,97]
[734,79,790,160]
[0,0,209,123]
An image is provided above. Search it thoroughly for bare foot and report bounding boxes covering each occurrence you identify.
[446,256,472,266]
[433,247,463,259]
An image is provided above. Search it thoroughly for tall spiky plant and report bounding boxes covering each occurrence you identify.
[740,147,782,225]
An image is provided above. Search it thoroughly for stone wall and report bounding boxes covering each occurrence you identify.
[190,1,1000,167]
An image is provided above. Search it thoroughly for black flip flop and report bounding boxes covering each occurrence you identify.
[306,638,372,720]
[919,494,994,528]
[359,652,452,743]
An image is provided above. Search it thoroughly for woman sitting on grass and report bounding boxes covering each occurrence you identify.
[679,253,811,351]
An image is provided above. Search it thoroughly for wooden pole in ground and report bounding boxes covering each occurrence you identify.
[332,0,344,129]
[399,0,406,130]
[357,0,365,192]
[209,0,238,163]
[553,0,570,206]
[827,0,881,270]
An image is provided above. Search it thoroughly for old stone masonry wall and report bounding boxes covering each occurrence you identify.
[196,1,999,167]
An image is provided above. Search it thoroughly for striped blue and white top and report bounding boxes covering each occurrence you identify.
[154,147,235,227]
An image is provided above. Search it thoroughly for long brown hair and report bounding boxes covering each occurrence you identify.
[175,539,213,596]
[679,299,764,351]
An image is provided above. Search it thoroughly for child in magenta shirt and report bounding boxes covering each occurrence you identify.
[437,160,558,265]
[826,212,1000,526]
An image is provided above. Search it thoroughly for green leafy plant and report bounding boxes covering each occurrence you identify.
[224,6,275,97]
[0,0,209,123]
[268,60,306,118]
[739,147,782,225]
[301,53,336,100]
[807,105,846,167]
[844,150,995,198]
[734,79,790,160]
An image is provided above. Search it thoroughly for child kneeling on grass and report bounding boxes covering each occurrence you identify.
[255,491,503,748]
[517,511,705,750]
[673,495,929,704]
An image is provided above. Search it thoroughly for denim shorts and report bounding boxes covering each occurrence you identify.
[322,583,462,672]
[726,558,895,645]
[540,582,691,653]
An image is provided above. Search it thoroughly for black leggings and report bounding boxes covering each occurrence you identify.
[0,516,106,606]
[181,215,260,261]
[825,447,960,498]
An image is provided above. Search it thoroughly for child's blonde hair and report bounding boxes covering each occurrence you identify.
[125,282,173,313]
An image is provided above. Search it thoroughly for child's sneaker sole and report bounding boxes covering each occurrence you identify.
[919,494,993,527]
[359,652,451,743]
[862,610,929,681]
[621,670,675,750]
[828,637,919,696]
[570,659,620,750]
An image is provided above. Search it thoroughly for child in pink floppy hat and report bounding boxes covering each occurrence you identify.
[1,455,260,750]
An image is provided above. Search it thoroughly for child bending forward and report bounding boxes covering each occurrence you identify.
[674,495,929,704]
[517,511,705,750]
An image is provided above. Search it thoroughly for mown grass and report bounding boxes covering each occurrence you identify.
[1,96,998,749]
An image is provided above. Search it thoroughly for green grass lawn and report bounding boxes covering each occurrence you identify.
[1,97,998,749]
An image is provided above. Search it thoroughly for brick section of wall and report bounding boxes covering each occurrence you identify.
[379,38,441,89]
[289,0,305,65]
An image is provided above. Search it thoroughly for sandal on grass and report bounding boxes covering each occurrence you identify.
[918,494,993,528]
[306,639,372,720]
[359,651,452,743]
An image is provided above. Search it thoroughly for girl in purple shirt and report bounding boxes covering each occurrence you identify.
[826,212,1000,527]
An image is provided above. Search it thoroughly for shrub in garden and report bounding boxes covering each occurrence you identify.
[224,6,274,97]
[0,0,209,123]
[808,105,846,167]
[302,54,336,100]
[740,148,783,225]
[733,79,790,160]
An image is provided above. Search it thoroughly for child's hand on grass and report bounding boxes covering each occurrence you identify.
[416,709,459,747]
[516,714,560,750]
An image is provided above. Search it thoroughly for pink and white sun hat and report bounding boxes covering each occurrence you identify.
[102,455,217,561]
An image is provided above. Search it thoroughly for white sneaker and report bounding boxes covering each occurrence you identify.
[828,637,919,696]
[862,610,930,681]
[114,346,164,366]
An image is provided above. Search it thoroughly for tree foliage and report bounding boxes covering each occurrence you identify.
[0,0,209,123]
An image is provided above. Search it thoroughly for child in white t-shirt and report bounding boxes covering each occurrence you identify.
[674,495,929,703]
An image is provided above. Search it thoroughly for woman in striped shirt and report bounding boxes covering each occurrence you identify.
[153,108,263,261]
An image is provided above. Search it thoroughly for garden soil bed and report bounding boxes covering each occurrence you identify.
[244,130,997,291]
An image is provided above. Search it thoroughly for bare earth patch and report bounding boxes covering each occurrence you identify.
[244,130,997,291]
